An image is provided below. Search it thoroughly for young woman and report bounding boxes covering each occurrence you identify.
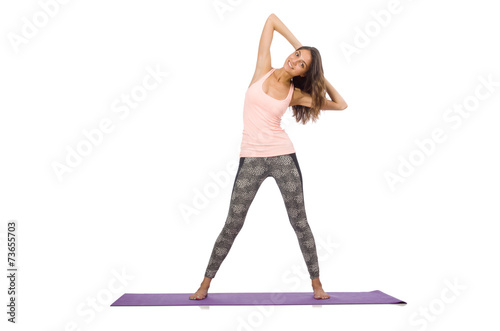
[190,13,347,300]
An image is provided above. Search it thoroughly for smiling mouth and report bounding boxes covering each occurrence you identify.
[288,60,293,69]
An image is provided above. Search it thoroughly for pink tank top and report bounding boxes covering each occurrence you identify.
[239,68,296,157]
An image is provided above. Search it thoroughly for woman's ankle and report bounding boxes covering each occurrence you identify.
[311,278,322,285]
[201,277,212,287]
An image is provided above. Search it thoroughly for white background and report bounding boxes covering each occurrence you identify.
[1,0,499,330]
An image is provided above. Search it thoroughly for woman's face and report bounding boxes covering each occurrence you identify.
[284,49,312,77]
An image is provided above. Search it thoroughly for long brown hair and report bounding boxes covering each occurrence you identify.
[291,46,326,125]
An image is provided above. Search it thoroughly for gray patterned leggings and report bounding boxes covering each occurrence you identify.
[204,153,320,280]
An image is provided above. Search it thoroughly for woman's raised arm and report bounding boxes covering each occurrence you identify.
[324,77,348,110]
[251,14,302,86]
[269,13,302,50]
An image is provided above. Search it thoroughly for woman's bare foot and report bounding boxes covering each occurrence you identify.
[189,277,212,300]
[189,286,209,300]
[312,277,330,299]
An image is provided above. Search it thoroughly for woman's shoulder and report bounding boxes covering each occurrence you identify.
[248,66,274,89]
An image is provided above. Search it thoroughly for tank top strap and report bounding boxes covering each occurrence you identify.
[261,68,294,102]
[286,78,294,101]
[261,67,275,82]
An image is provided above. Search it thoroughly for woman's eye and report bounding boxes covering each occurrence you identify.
[295,52,298,56]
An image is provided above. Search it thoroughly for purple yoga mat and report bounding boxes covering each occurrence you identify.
[111,290,406,306]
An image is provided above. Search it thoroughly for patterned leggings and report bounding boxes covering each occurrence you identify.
[204,153,320,279]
